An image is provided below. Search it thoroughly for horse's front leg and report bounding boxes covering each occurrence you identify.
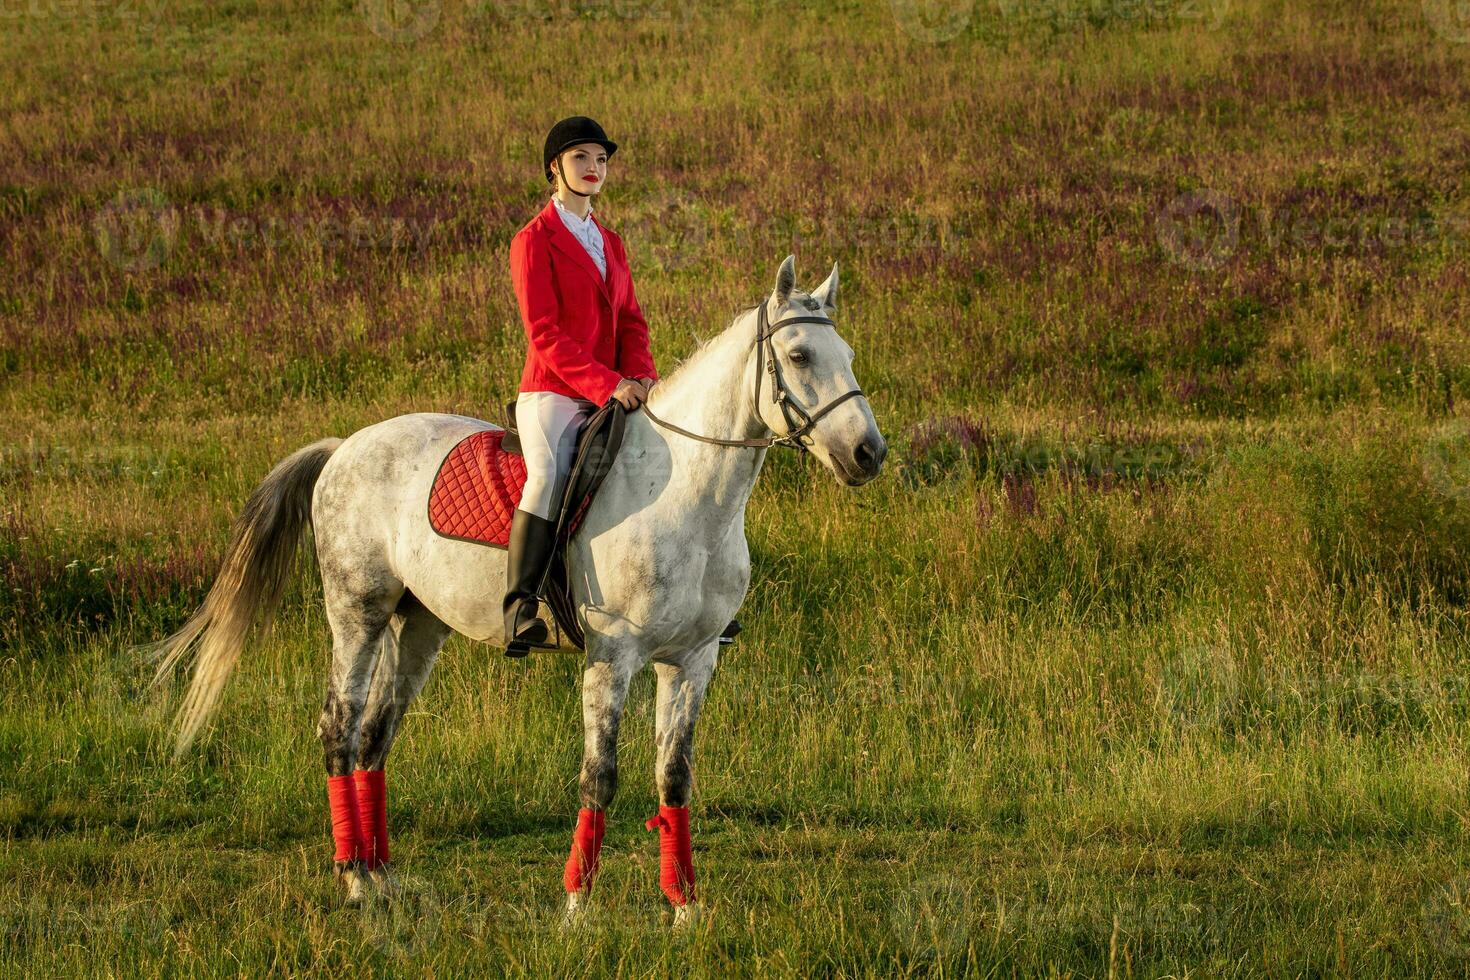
[648,642,717,926]
[563,654,634,920]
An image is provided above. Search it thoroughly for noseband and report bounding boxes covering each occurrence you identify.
[639,303,867,451]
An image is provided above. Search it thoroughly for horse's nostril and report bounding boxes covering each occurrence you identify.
[853,438,886,473]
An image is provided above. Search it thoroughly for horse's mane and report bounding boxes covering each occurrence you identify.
[654,301,762,391]
[655,293,820,390]
[655,289,829,396]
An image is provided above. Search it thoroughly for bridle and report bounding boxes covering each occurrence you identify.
[638,302,867,452]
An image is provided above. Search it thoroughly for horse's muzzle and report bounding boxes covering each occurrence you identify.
[833,435,886,485]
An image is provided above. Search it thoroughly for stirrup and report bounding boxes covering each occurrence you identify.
[504,599,556,658]
[505,628,556,657]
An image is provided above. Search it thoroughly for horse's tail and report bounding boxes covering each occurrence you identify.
[136,436,343,759]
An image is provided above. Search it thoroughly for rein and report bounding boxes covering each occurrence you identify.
[637,303,866,452]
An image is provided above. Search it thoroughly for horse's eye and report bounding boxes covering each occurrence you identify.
[789,350,809,365]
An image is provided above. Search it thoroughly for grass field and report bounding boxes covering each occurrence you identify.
[7,0,1470,974]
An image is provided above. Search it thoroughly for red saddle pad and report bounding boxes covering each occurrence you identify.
[427,429,588,547]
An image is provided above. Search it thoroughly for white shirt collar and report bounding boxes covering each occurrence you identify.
[552,195,594,224]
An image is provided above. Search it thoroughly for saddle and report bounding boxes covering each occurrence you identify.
[427,398,628,650]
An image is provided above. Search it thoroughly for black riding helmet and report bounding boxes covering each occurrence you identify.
[543,116,618,186]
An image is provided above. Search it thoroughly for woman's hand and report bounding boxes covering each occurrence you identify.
[611,378,649,410]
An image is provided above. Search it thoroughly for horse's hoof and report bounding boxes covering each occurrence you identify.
[334,860,371,907]
[561,890,590,929]
[672,901,703,930]
[368,863,400,902]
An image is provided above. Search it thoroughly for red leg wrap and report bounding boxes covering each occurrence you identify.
[645,805,695,906]
[326,774,363,864]
[353,768,388,869]
[563,807,607,893]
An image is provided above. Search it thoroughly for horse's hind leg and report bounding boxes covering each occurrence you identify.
[317,579,399,906]
[353,592,452,896]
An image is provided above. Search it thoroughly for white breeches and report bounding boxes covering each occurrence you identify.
[515,391,597,520]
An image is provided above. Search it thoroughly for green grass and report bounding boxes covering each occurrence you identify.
[6,0,1470,974]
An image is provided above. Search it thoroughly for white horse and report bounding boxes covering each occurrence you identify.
[139,254,886,923]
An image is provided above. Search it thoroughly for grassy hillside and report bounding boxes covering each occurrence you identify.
[5,0,1470,974]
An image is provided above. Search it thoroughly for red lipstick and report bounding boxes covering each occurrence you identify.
[583,174,598,183]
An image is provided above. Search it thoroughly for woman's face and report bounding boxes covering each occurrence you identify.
[554,142,608,195]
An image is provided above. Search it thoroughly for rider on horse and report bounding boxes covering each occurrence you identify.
[505,115,739,655]
[503,116,655,653]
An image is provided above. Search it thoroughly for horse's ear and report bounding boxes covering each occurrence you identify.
[771,254,796,308]
[811,261,839,313]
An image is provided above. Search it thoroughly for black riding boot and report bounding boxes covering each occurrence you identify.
[503,507,559,657]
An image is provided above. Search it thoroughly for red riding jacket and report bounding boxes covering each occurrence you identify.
[509,196,659,406]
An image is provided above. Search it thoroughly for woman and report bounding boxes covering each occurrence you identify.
[504,116,741,656]
[503,116,658,654]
